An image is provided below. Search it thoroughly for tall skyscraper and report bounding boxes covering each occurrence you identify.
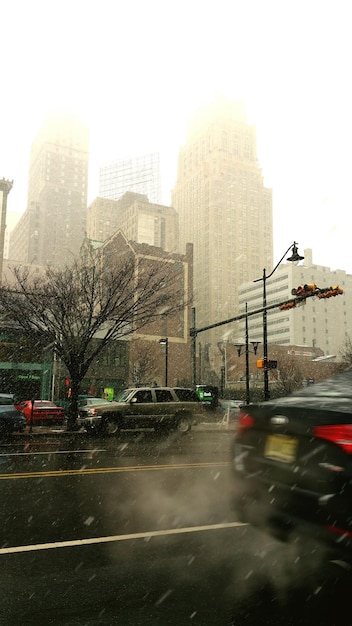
[172,98,273,342]
[99,152,161,204]
[9,113,89,266]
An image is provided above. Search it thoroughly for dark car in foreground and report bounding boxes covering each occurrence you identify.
[0,403,27,435]
[77,386,203,435]
[232,368,352,564]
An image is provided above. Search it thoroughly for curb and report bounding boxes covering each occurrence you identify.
[12,423,237,437]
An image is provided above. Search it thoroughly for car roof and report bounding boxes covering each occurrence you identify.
[291,368,352,399]
[264,368,352,407]
[122,387,184,392]
[0,405,25,414]
[20,400,61,406]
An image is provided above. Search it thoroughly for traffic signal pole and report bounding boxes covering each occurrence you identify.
[191,308,197,388]
[262,268,270,400]
[190,284,343,392]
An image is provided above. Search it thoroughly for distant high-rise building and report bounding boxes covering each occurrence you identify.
[99,152,161,204]
[9,113,89,266]
[3,210,19,261]
[239,249,352,358]
[172,98,273,340]
[87,192,178,252]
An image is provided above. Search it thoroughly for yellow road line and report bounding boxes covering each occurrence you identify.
[0,521,247,555]
[0,461,230,480]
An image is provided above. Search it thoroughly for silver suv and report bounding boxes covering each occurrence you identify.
[77,387,203,436]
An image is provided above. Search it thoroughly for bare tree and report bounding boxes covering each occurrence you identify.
[130,344,159,387]
[339,335,352,367]
[0,245,187,428]
[273,355,304,397]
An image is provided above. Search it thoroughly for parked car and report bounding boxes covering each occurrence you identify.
[218,399,244,417]
[0,393,17,406]
[77,387,203,436]
[231,367,352,565]
[78,396,109,410]
[15,400,65,425]
[0,404,27,435]
[77,396,112,422]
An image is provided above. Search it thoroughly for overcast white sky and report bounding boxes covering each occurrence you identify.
[1,0,351,273]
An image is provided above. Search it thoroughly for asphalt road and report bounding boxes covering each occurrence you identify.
[0,426,350,625]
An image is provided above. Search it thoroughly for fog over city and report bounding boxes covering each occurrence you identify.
[1,0,351,272]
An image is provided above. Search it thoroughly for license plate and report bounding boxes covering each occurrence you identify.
[264,434,297,463]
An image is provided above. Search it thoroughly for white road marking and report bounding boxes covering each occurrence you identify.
[0,449,106,457]
[0,522,247,555]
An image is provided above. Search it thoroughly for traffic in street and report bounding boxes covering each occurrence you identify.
[0,426,350,625]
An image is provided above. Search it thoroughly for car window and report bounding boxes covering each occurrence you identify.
[35,401,56,407]
[174,389,198,402]
[155,389,174,403]
[0,395,14,405]
[133,390,153,403]
[115,389,134,402]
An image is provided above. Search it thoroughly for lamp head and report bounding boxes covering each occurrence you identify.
[250,341,261,355]
[234,342,245,357]
[287,242,304,264]
[159,338,168,346]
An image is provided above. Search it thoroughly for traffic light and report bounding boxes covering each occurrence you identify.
[317,285,343,299]
[256,358,264,369]
[291,283,318,297]
[268,360,278,369]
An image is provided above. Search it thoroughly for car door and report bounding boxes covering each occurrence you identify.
[154,388,176,428]
[123,389,154,429]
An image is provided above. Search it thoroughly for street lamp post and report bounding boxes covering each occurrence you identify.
[254,242,304,401]
[234,303,260,405]
[0,179,13,284]
[159,338,169,386]
[217,341,228,397]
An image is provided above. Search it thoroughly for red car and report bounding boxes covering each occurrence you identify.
[15,400,65,424]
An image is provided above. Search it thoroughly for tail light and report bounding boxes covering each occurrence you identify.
[86,407,100,416]
[325,524,352,539]
[237,410,255,435]
[313,424,352,454]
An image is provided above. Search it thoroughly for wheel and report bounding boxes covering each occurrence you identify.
[175,415,191,434]
[84,425,97,436]
[103,416,120,436]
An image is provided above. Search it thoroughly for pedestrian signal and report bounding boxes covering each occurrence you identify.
[256,358,277,369]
